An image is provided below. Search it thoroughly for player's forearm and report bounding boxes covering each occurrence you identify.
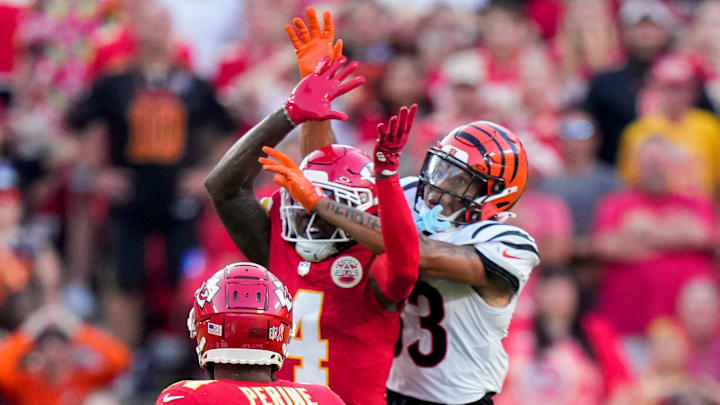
[375,175,419,301]
[205,108,293,201]
[313,198,385,254]
[418,236,488,285]
[313,197,488,286]
[300,120,336,158]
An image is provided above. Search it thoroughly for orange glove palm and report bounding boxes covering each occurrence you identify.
[286,8,343,77]
[259,146,325,211]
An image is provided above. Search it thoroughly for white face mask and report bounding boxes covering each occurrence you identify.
[294,241,339,262]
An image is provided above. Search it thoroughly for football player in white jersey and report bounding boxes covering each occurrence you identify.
[262,108,540,405]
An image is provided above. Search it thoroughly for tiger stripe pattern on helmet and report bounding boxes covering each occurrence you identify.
[417,120,528,223]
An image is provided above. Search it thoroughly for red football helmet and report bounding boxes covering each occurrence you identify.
[280,144,377,262]
[416,121,528,223]
[188,262,293,369]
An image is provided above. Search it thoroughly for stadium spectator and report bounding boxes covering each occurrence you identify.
[66,0,236,348]
[474,0,559,131]
[688,0,720,111]
[539,108,621,257]
[592,137,716,359]
[0,304,130,405]
[0,0,25,108]
[498,270,632,405]
[86,0,193,81]
[617,53,720,196]
[155,0,244,78]
[0,162,63,329]
[552,0,621,102]
[336,1,395,67]
[676,278,720,383]
[506,175,574,269]
[6,0,108,190]
[213,0,297,125]
[584,0,676,165]
[624,317,720,404]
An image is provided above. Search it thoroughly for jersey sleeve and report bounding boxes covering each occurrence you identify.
[371,175,419,302]
[465,222,540,293]
[155,381,203,405]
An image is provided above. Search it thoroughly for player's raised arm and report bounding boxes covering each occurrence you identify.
[285,7,343,157]
[367,105,420,303]
[205,57,364,266]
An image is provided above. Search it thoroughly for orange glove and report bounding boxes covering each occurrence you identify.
[259,146,325,211]
[286,8,343,77]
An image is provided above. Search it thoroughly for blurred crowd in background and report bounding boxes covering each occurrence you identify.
[1,0,720,403]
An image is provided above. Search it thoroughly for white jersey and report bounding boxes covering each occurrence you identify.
[386,177,540,404]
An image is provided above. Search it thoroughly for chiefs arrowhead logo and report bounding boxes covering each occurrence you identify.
[195,276,221,308]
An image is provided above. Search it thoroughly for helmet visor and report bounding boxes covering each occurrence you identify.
[422,154,488,201]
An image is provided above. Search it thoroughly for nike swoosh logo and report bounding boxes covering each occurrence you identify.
[502,250,520,259]
[163,393,185,402]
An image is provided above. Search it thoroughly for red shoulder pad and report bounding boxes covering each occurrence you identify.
[156,380,214,405]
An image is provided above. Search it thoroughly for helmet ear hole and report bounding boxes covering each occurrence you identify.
[491,181,505,194]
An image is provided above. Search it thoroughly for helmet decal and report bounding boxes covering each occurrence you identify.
[417,121,528,224]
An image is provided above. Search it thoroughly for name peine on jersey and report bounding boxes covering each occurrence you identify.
[387,177,541,404]
[157,379,344,405]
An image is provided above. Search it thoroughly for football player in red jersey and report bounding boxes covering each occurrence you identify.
[204,10,420,404]
[156,262,345,405]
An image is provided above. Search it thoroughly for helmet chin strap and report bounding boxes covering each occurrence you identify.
[295,240,339,262]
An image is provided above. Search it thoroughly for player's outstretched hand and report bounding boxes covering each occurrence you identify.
[259,146,325,211]
[283,56,365,126]
[286,7,343,77]
[373,104,418,177]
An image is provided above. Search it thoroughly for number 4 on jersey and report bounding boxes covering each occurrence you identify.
[288,290,329,385]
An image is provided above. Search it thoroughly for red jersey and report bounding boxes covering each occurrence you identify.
[266,192,399,405]
[157,379,344,405]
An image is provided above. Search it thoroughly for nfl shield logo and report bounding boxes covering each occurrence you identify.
[298,261,311,277]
